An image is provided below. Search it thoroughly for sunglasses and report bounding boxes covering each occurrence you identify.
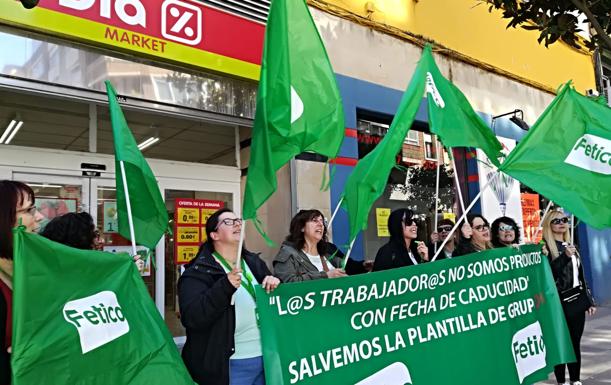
[437,225,452,232]
[473,224,490,232]
[403,220,417,227]
[17,205,38,216]
[551,217,569,225]
[499,224,514,232]
[215,218,243,230]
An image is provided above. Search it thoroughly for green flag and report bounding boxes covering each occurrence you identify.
[243,0,345,222]
[341,48,430,242]
[500,83,611,228]
[105,81,168,249]
[424,47,502,166]
[11,228,195,384]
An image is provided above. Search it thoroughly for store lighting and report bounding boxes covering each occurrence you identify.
[28,183,62,188]
[491,109,529,131]
[137,137,160,151]
[0,119,24,144]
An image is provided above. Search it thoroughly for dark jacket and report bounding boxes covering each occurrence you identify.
[547,241,595,306]
[452,241,479,257]
[428,242,454,260]
[178,243,272,385]
[373,240,424,271]
[0,288,8,385]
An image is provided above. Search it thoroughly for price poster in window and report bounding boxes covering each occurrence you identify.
[174,198,224,264]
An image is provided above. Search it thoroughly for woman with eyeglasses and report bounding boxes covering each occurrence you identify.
[428,218,456,260]
[274,209,352,282]
[491,216,521,248]
[0,180,44,385]
[372,208,428,271]
[452,214,493,257]
[541,210,595,385]
[178,208,281,385]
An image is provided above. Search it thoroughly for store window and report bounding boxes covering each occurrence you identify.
[356,115,457,260]
[0,28,257,118]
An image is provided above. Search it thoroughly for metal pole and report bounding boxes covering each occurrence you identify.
[341,237,357,269]
[327,196,344,229]
[119,160,138,257]
[431,172,498,261]
[531,200,553,242]
[570,214,575,245]
[451,150,467,214]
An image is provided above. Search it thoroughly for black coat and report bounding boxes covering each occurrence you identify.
[178,244,272,385]
[547,241,595,306]
[452,241,478,257]
[0,291,8,385]
[372,240,423,271]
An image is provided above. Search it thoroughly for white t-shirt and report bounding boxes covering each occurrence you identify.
[215,257,262,359]
[304,252,335,272]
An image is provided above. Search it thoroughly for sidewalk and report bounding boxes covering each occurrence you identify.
[537,304,611,385]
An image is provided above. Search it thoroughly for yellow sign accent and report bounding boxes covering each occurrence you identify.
[201,208,217,224]
[177,245,199,264]
[177,227,200,243]
[442,212,456,222]
[0,6,260,81]
[201,227,207,243]
[177,208,200,224]
[376,208,391,237]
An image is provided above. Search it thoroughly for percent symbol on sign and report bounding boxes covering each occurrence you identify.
[169,7,195,37]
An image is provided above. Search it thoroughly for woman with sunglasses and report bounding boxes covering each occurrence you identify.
[541,210,595,385]
[274,209,355,282]
[0,180,44,385]
[428,218,456,260]
[178,208,281,385]
[452,214,493,257]
[491,216,521,248]
[372,208,428,271]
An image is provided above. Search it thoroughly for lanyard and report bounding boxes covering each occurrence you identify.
[408,251,418,265]
[213,252,257,302]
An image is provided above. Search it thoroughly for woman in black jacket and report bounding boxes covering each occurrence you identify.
[542,210,596,385]
[452,214,493,257]
[372,208,428,271]
[178,208,280,385]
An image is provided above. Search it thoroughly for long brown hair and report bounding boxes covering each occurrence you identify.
[286,209,329,256]
[0,180,35,259]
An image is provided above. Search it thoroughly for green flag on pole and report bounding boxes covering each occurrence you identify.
[243,0,345,224]
[500,83,611,228]
[10,228,195,384]
[341,48,431,242]
[105,81,168,249]
[423,47,503,166]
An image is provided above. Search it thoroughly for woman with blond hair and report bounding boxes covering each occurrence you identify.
[542,210,596,385]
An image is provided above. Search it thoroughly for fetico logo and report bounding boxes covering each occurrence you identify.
[564,134,611,175]
[63,291,130,354]
[512,322,546,383]
[355,362,412,385]
[425,72,445,108]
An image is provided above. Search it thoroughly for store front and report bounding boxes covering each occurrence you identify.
[0,0,266,342]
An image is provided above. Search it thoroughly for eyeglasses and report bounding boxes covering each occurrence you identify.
[437,225,452,232]
[216,218,243,229]
[17,205,37,215]
[309,217,325,225]
[473,224,490,232]
[551,217,569,225]
[499,224,514,232]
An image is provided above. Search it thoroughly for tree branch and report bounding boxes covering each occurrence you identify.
[569,0,611,50]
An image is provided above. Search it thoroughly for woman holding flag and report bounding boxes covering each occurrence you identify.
[0,180,44,385]
[178,208,280,385]
[541,210,596,385]
[453,214,493,257]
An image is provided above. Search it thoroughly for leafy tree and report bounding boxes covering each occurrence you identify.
[483,0,611,51]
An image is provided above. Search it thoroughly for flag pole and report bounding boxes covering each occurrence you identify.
[433,140,441,253]
[570,214,575,245]
[431,172,498,261]
[119,160,138,257]
[327,196,344,229]
[532,200,553,242]
[341,237,357,269]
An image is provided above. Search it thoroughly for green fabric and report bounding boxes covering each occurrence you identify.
[243,0,344,221]
[105,81,168,249]
[10,228,195,384]
[500,83,611,229]
[256,245,574,385]
[340,47,430,242]
[424,47,502,166]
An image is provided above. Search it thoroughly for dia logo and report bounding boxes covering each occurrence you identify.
[63,291,130,354]
[512,321,546,383]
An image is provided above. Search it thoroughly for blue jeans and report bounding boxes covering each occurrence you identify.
[229,356,265,385]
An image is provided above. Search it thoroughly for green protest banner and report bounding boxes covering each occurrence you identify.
[256,245,574,385]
